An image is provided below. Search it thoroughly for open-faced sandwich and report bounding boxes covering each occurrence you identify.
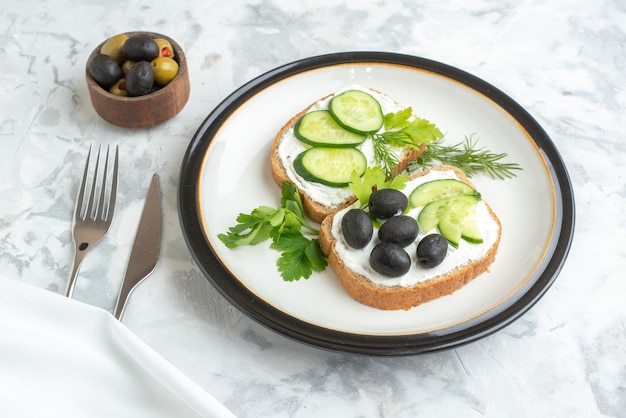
[319,165,501,310]
[271,86,434,223]
[221,85,518,310]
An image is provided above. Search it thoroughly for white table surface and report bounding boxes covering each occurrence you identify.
[1,0,624,416]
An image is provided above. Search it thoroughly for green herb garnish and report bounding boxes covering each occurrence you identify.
[371,107,443,177]
[218,181,327,282]
[410,135,523,180]
[349,166,407,208]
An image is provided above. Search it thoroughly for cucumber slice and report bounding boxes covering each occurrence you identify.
[329,90,384,135]
[440,196,483,247]
[438,217,463,248]
[294,110,366,147]
[460,214,483,244]
[417,194,482,247]
[417,197,450,233]
[409,179,480,208]
[293,147,367,187]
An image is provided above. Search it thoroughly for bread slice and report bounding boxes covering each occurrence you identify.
[270,87,426,224]
[318,165,502,311]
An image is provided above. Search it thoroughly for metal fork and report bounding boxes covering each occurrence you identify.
[65,144,119,297]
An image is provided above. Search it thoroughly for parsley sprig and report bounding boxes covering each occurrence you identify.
[349,166,408,208]
[218,182,327,282]
[409,135,523,180]
[371,107,443,177]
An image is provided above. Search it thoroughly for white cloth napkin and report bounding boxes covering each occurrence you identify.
[0,276,236,418]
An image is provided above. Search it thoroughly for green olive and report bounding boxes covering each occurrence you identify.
[154,38,175,59]
[88,54,122,88]
[100,34,129,64]
[125,61,154,96]
[121,60,135,75]
[150,57,178,86]
[109,78,128,96]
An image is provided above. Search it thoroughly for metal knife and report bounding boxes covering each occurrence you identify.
[113,173,161,319]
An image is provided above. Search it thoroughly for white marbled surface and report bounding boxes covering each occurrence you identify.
[1,0,625,416]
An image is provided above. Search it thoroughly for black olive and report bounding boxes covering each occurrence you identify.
[341,209,373,249]
[88,54,122,88]
[122,35,160,62]
[368,189,408,219]
[369,242,411,277]
[416,234,448,268]
[378,215,419,247]
[125,61,155,97]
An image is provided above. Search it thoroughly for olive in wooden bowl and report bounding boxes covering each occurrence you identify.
[85,31,190,128]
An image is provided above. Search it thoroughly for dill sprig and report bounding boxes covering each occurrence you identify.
[371,134,400,178]
[409,135,522,180]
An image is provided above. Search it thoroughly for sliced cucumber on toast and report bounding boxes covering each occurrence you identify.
[329,90,384,135]
[293,147,367,187]
[411,178,484,247]
[409,179,480,208]
[295,110,366,147]
[417,194,482,247]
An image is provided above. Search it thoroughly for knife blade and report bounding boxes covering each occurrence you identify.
[113,173,161,319]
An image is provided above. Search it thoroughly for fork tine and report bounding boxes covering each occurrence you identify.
[107,146,119,221]
[97,145,110,221]
[75,144,92,221]
[86,145,102,221]
[96,145,118,221]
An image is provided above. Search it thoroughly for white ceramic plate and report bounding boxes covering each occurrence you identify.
[179,52,575,355]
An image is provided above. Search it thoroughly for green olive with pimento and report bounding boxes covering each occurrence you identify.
[154,38,175,59]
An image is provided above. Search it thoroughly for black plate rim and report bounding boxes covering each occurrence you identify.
[178,51,575,356]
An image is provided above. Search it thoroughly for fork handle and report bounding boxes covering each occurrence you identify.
[65,250,87,298]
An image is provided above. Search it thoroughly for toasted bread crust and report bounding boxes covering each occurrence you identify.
[318,165,502,311]
[270,89,425,224]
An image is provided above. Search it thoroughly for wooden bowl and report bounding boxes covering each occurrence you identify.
[85,31,190,128]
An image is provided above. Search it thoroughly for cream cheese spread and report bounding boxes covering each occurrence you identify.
[276,85,406,208]
[330,170,501,288]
